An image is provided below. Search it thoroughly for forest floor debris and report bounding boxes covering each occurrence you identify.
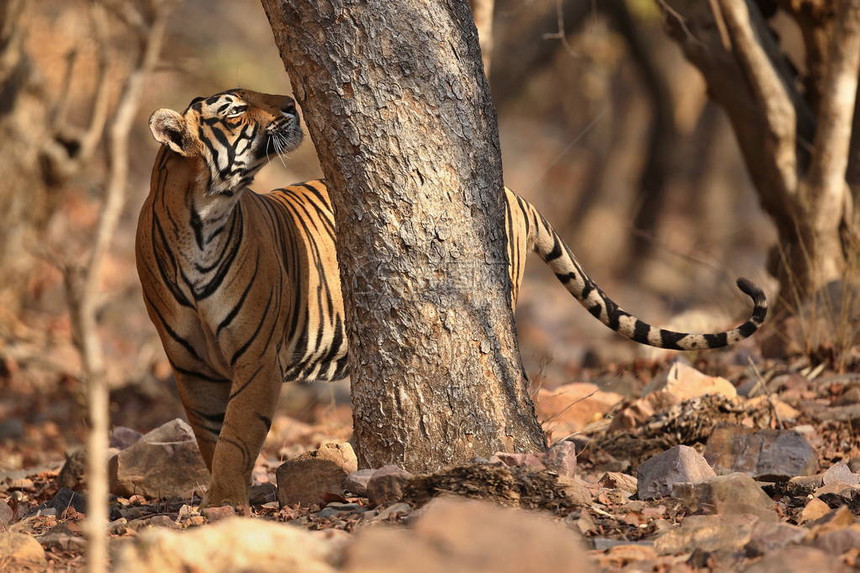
[1,355,859,571]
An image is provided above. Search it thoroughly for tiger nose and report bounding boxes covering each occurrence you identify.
[281,100,297,116]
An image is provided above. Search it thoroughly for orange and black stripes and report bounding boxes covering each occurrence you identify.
[504,188,767,349]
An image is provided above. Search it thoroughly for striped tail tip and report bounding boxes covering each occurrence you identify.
[736,277,767,324]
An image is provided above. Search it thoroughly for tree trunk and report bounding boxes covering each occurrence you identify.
[659,0,859,312]
[0,0,50,312]
[260,0,545,470]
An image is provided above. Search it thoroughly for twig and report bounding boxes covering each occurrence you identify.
[746,356,783,430]
[542,0,579,57]
[806,0,860,233]
[67,3,172,573]
[717,0,798,198]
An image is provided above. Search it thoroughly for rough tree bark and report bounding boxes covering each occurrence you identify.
[659,0,860,310]
[260,0,545,470]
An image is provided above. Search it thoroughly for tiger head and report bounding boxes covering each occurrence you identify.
[148,89,302,194]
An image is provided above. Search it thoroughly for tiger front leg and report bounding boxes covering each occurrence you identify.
[202,361,280,508]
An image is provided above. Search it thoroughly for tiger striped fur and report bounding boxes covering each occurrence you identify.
[136,89,767,507]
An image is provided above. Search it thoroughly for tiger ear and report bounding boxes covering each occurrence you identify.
[149,109,195,156]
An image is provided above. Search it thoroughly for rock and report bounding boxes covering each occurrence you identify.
[811,525,860,556]
[745,396,801,421]
[0,418,24,440]
[43,487,86,514]
[202,505,235,522]
[811,403,860,423]
[544,441,577,478]
[642,362,737,403]
[800,498,833,523]
[0,500,13,526]
[536,383,623,435]
[815,482,860,510]
[344,469,375,496]
[0,532,47,570]
[489,452,546,471]
[277,442,358,506]
[57,449,87,491]
[557,476,593,506]
[366,465,414,506]
[703,425,818,481]
[128,515,180,531]
[249,483,277,505]
[598,472,638,494]
[113,517,338,573]
[374,502,412,521]
[607,396,656,431]
[37,531,87,552]
[745,522,807,555]
[654,514,758,555]
[110,426,143,449]
[743,545,850,573]
[673,473,778,522]
[596,544,658,569]
[343,496,596,573]
[822,461,860,486]
[109,418,210,499]
[784,474,825,496]
[637,445,716,500]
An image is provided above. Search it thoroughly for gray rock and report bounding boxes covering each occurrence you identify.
[673,473,778,522]
[743,546,850,573]
[811,527,860,555]
[374,502,412,521]
[704,425,818,481]
[654,514,758,555]
[109,418,210,499]
[249,483,277,505]
[57,449,87,491]
[745,522,807,555]
[110,426,144,449]
[0,418,24,440]
[0,500,13,526]
[344,469,376,496]
[637,445,716,500]
[44,487,86,514]
[37,531,87,552]
[277,443,357,507]
[366,465,414,506]
[544,441,577,478]
[822,461,860,486]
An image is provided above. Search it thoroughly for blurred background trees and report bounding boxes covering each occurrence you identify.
[0,0,855,466]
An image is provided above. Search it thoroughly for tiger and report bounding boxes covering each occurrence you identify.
[136,88,767,507]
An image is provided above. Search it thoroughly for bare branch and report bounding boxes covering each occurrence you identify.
[62,2,172,572]
[76,3,113,164]
[805,0,860,232]
[40,2,112,182]
[716,0,798,195]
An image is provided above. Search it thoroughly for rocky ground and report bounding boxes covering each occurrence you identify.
[1,348,859,572]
